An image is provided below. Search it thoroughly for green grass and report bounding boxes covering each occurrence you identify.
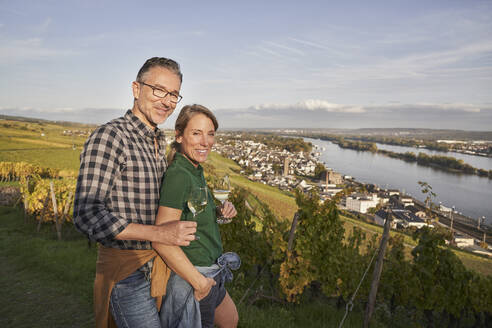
[207,152,298,220]
[0,147,81,171]
[0,206,389,328]
[0,123,84,172]
[455,250,492,276]
[0,206,96,328]
[234,300,385,328]
[231,175,297,220]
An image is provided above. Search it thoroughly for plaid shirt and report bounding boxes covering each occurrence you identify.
[74,110,167,250]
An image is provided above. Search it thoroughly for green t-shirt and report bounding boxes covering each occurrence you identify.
[159,152,222,266]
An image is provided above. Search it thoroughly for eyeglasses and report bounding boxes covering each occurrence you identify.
[139,82,183,104]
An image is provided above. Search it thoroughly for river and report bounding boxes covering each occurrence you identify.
[306,138,492,225]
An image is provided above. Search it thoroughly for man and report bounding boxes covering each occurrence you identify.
[74,57,215,328]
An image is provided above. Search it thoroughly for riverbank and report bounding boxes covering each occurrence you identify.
[377,149,492,178]
[343,135,492,158]
[306,137,492,225]
[311,134,492,179]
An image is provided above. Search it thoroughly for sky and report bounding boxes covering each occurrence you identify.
[1,0,491,130]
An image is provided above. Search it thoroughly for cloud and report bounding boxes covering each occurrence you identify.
[376,103,483,113]
[250,100,365,113]
[288,37,352,57]
[247,101,489,115]
[263,41,305,56]
[257,46,288,59]
[1,102,491,131]
[215,101,492,130]
[288,37,330,51]
[0,37,77,64]
[32,18,52,34]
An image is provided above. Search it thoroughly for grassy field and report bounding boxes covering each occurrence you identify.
[0,207,95,328]
[0,119,90,173]
[207,152,298,220]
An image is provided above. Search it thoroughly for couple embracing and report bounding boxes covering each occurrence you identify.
[74,57,239,328]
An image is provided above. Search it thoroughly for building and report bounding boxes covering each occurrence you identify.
[386,189,400,196]
[374,208,429,229]
[393,209,428,228]
[454,233,474,248]
[346,193,380,214]
[406,205,426,218]
[374,210,397,229]
[326,170,343,185]
[399,195,414,207]
[283,157,289,177]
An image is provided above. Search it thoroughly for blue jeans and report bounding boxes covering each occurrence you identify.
[109,269,161,328]
[160,265,227,328]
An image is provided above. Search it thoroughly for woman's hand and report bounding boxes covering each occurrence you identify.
[219,201,237,219]
[194,276,216,301]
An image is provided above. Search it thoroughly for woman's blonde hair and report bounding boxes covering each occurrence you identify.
[167,104,219,165]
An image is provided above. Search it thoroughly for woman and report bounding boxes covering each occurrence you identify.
[154,104,239,328]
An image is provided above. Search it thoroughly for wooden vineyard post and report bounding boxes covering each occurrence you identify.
[49,181,62,240]
[60,191,73,230]
[36,194,51,232]
[23,176,30,223]
[363,210,392,328]
[287,212,300,252]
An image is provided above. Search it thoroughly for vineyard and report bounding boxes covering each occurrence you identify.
[0,161,60,181]
[1,118,492,327]
[0,161,76,240]
[3,156,492,325]
[3,179,492,327]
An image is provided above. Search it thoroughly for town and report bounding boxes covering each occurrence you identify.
[437,139,492,157]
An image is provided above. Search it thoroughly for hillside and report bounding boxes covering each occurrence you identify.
[1,118,491,277]
[0,118,92,173]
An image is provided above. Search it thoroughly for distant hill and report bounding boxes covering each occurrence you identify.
[2,114,491,141]
[245,127,492,141]
[0,114,97,129]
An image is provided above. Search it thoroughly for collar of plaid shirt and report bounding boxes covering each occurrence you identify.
[125,110,165,139]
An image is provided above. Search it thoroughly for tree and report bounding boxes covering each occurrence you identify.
[411,227,474,325]
[314,163,326,179]
[418,181,438,224]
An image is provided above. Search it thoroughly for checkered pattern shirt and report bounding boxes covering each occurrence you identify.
[74,110,167,250]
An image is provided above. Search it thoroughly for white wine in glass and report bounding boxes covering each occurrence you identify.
[214,175,231,224]
[187,187,208,219]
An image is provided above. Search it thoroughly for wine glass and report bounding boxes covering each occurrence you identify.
[213,175,232,224]
[187,187,208,219]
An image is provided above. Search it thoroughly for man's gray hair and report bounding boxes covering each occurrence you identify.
[136,57,182,83]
